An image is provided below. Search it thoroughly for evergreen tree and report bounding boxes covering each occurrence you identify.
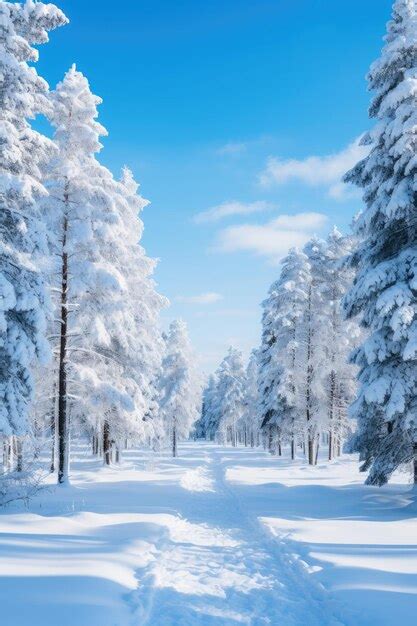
[239,351,260,447]
[344,0,417,484]
[0,1,67,465]
[320,229,359,460]
[258,248,311,458]
[195,374,217,440]
[159,320,201,457]
[44,66,129,482]
[214,347,246,446]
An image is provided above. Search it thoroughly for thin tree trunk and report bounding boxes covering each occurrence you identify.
[15,437,23,473]
[103,420,111,466]
[328,430,333,462]
[172,424,177,458]
[315,435,320,466]
[308,437,315,466]
[57,212,69,485]
[413,442,417,485]
[50,383,56,473]
[291,438,295,461]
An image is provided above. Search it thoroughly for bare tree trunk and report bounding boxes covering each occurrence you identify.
[328,430,333,462]
[291,437,295,461]
[315,435,320,466]
[308,437,315,466]
[172,424,177,458]
[15,437,23,473]
[103,420,111,466]
[268,427,274,453]
[50,383,56,473]
[58,212,69,485]
[413,442,417,485]
[115,447,120,464]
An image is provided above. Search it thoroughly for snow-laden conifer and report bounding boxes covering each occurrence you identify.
[344,0,417,484]
[0,1,67,456]
[239,351,260,447]
[213,347,246,446]
[44,66,131,482]
[195,374,218,440]
[159,320,201,457]
[319,229,359,460]
[258,248,311,457]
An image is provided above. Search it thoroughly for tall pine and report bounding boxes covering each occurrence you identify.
[0,1,66,460]
[344,0,417,484]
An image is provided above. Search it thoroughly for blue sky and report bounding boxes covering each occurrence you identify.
[37,0,393,371]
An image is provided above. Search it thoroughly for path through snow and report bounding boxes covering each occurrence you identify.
[131,446,346,625]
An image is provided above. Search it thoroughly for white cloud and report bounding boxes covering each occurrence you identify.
[194,200,271,224]
[217,142,248,156]
[176,292,223,305]
[214,212,328,263]
[259,137,369,200]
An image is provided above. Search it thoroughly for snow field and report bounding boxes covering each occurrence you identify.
[0,442,415,626]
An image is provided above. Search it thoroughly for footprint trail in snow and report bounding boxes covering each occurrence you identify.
[131,446,347,626]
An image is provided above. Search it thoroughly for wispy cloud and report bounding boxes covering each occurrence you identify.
[216,142,248,156]
[259,136,368,200]
[194,200,271,224]
[213,212,328,263]
[176,292,223,305]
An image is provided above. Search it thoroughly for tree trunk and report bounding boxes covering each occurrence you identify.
[103,420,111,466]
[15,437,23,473]
[328,430,333,462]
[172,425,177,458]
[58,213,69,485]
[50,388,56,473]
[308,437,315,466]
[115,447,120,464]
[315,435,320,465]
[413,442,417,485]
[268,428,273,453]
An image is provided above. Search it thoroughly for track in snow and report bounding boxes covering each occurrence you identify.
[130,444,349,626]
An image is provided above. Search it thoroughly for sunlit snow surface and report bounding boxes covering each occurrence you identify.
[0,443,415,625]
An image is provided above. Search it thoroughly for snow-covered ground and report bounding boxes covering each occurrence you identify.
[0,442,415,625]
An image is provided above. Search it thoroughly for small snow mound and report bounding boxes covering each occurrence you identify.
[180,466,215,492]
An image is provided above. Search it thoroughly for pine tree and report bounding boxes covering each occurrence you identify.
[44,66,130,482]
[344,0,417,484]
[239,351,260,447]
[258,248,311,458]
[320,229,359,460]
[214,347,246,446]
[159,320,201,457]
[195,374,217,440]
[0,1,67,467]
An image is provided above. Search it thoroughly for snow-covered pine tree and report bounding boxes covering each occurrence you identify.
[258,248,311,458]
[44,66,132,483]
[159,320,201,457]
[239,351,260,448]
[299,237,332,465]
[194,374,218,440]
[320,229,359,460]
[213,347,246,446]
[0,0,67,471]
[108,167,167,457]
[344,0,417,485]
